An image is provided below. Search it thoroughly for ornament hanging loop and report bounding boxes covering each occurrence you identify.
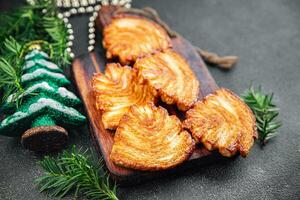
[21,40,54,59]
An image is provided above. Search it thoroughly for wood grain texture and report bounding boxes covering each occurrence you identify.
[72,5,223,184]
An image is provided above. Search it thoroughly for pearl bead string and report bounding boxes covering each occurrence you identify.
[26,0,132,56]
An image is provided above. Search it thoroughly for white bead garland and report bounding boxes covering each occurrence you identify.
[26,0,132,53]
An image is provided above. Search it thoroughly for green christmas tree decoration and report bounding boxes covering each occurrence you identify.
[0,46,86,152]
[23,49,64,73]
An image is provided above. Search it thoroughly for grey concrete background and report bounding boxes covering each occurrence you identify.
[0,0,300,200]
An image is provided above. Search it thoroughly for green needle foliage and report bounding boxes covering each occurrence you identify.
[0,0,71,66]
[0,37,24,104]
[43,16,71,66]
[242,85,282,145]
[35,146,119,200]
[0,0,71,104]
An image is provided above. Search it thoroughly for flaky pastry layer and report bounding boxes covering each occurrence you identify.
[111,103,194,171]
[103,16,171,65]
[134,49,200,111]
[92,63,156,130]
[183,88,257,157]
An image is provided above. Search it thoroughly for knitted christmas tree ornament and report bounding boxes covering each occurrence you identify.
[0,49,86,152]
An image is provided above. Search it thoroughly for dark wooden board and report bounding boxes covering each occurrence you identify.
[72,5,223,184]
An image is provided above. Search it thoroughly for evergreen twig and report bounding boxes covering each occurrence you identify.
[0,37,24,104]
[242,85,282,145]
[0,0,71,67]
[42,16,71,66]
[0,0,72,105]
[35,146,119,200]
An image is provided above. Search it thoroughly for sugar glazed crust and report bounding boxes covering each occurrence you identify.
[103,15,172,65]
[134,49,200,111]
[110,103,195,171]
[92,63,156,130]
[183,88,257,157]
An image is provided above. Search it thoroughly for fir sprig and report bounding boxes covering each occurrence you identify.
[0,1,47,45]
[2,36,23,60]
[0,0,72,105]
[0,37,24,104]
[43,16,71,66]
[35,146,119,200]
[242,85,282,145]
[0,0,71,67]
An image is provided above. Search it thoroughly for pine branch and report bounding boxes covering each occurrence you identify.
[3,36,22,59]
[0,3,41,46]
[0,37,24,104]
[0,0,71,67]
[242,85,282,145]
[42,16,71,67]
[0,0,72,105]
[35,146,119,200]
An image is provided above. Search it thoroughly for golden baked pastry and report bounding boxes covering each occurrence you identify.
[134,49,200,111]
[110,103,194,171]
[92,63,155,130]
[103,16,171,65]
[183,88,257,157]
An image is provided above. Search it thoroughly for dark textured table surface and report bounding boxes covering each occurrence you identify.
[0,0,300,200]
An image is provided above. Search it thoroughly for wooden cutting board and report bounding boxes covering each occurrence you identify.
[72,5,224,184]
